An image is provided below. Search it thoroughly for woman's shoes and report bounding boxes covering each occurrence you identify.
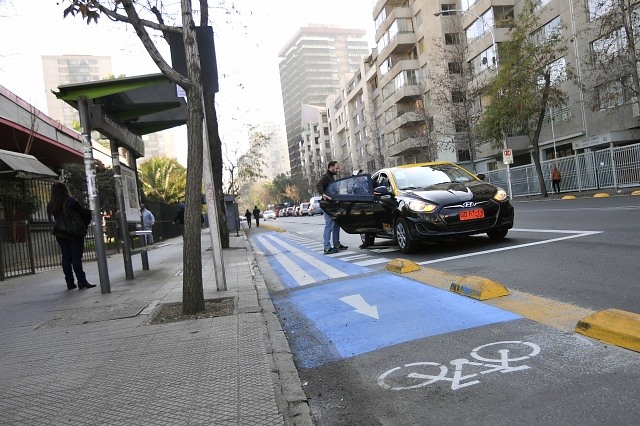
[67,283,77,290]
[78,282,96,289]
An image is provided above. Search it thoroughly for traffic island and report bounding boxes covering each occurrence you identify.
[576,309,640,353]
[450,276,510,300]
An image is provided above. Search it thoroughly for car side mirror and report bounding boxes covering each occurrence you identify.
[477,173,486,181]
[373,186,392,197]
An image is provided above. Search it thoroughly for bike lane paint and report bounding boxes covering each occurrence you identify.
[253,232,371,288]
[272,272,522,369]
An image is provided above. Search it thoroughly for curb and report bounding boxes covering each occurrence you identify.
[576,309,640,353]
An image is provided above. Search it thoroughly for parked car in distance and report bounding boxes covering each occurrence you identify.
[262,210,276,220]
[285,206,295,217]
[309,196,323,215]
[293,205,301,217]
[320,161,514,254]
[299,202,310,216]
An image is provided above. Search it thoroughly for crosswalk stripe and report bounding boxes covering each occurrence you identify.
[255,236,316,285]
[355,258,391,266]
[262,234,348,279]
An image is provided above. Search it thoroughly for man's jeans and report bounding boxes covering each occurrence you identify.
[323,211,340,249]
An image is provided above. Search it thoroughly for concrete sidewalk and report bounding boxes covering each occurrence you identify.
[0,227,311,425]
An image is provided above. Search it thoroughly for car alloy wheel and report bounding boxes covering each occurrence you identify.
[395,218,417,254]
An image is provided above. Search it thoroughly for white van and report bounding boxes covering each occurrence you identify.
[308,196,323,216]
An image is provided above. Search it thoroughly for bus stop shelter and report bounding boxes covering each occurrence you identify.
[54,74,187,292]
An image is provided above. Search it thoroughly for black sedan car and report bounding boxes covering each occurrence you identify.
[320,162,514,253]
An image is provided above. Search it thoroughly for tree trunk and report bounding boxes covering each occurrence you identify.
[203,93,229,248]
[181,0,205,315]
[531,72,551,198]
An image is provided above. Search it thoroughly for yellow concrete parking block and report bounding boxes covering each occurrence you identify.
[632,190,640,196]
[386,258,420,273]
[593,193,610,198]
[450,275,510,300]
[562,195,576,200]
[576,309,640,353]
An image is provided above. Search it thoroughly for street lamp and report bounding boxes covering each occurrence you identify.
[435,8,513,198]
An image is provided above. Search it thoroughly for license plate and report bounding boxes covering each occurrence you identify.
[459,208,485,221]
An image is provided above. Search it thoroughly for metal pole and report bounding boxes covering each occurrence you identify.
[77,97,110,293]
[110,140,134,280]
[202,98,226,291]
[550,106,557,159]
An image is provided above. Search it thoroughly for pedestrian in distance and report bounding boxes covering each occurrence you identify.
[174,202,185,235]
[245,208,252,228]
[317,160,348,254]
[551,166,562,194]
[47,182,95,290]
[253,205,261,227]
[140,204,155,245]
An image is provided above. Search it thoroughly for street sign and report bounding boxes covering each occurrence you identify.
[503,148,513,164]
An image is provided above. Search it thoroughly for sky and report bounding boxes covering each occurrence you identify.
[0,0,376,166]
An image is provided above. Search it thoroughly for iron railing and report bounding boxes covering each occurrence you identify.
[484,142,640,196]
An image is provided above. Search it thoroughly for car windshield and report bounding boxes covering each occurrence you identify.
[392,165,475,190]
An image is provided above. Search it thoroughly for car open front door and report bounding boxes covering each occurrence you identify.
[320,174,383,234]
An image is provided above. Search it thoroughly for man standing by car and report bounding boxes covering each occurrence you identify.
[317,161,348,254]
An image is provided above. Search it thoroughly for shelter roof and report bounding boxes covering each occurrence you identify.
[54,73,187,137]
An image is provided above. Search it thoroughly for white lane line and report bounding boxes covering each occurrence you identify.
[256,236,316,285]
[370,248,399,253]
[356,258,392,266]
[341,254,369,261]
[418,230,602,265]
[263,234,348,279]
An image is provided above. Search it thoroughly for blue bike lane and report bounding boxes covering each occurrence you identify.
[253,232,521,369]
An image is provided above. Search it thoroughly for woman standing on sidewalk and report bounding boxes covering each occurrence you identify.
[47,182,95,290]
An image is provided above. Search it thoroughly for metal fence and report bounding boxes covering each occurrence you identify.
[0,178,185,281]
[484,142,640,196]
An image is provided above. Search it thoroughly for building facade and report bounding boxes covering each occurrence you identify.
[249,122,290,181]
[278,26,370,183]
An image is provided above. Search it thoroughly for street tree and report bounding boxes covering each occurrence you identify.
[138,157,187,204]
[61,0,219,314]
[62,162,117,214]
[579,0,640,118]
[477,0,567,197]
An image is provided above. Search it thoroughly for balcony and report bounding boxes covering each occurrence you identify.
[387,135,430,158]
[384,83,421,107]
[379,32,416,63]
[387,110,424,132]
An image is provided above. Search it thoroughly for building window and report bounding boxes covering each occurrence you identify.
[452,90,466,103]
[445,33,461,45]
[448,62,462,74]
[454,120,468,132]
[588,0,614,21]
[596,77,632,109]
[440,4,457,15]
[457,149,471,162]
[487,161,498,171]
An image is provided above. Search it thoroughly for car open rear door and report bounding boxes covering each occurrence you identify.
[320,174,383,234]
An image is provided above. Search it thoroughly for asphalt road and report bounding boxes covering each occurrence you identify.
[252,195,640,425]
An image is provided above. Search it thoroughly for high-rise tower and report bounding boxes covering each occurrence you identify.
[278,26,369,182]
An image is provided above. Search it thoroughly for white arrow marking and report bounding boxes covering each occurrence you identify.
[339,294,379,319]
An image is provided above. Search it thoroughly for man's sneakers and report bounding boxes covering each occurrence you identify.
[324,244,348,254]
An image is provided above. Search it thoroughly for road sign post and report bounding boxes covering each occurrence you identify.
[503,149,514,199]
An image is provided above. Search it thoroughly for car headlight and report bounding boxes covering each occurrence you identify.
[407,200,437,213]
[493,187,508,201]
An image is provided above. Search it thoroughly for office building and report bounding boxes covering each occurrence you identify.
[278,26,370,185]
[249,122,290,181]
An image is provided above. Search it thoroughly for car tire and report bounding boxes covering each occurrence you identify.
[487,228,508,240]
[395,218,417,254]
[360,233,375,248]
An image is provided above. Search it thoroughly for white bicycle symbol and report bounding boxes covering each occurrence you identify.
[378,340,541,391]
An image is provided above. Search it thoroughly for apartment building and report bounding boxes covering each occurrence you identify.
[326,0,640,177]
[42,54,112,127]
[278,26,370,183]
[299,104,331,187]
